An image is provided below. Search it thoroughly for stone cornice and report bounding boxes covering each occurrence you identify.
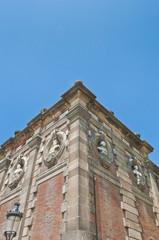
[66,102,91,123]
[37,160,67,185]
[132,186,153,206]
[1,127,30,149]
[145,159,159,176]
[89,161,120,187]
[0,81,155,167]
[0,186,22,205]
[87,100,154,155]
[61,80,96,101]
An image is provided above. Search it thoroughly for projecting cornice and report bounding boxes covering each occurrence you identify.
[61,80,96,101]
[0,80,154,162]
[87,99,154,154]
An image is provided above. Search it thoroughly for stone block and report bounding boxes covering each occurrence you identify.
[69,130,79,141]
[22,236,30,240]
[61,202,67,213]
[67,205,78,219]
[121,202,139,216]
[153,206,159,214]
[128,229,142,240]
[122,138,130,146]
[25,217,34,227]
[62,185,67,194]
[28,199,36,209]
[123,218,142,232]
[66,217,78,230]
[112,129,121,139]
[37,157,43,164]
[117,171,132,184]
[120,179,132,192]
[125,211,139,223]
[34,127,41,136]
[63,169,68,177]
[29,193,34,201]
[120,189,136,201]
[60,222,66,233]
[156,219,159,226]
[62,230,95,240]
[30,185,38,194]
[23,227,29,236]
[26,209,32,218]
[123,196,135,207]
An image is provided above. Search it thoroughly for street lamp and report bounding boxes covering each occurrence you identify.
[4,203,23,240]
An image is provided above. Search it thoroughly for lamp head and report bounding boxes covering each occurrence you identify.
[4,203,23,239]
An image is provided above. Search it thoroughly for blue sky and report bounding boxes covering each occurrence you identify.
[0,0,159,165]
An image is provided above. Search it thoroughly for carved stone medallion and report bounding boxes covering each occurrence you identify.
[128,155,146,191]
[92,130,113,169]
[43,129,66,168]
[8,155,27,190]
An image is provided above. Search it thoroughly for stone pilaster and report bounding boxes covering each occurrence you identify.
[149,173,159,227]
[62,103,95,240]
[117,158,143,240]
[17,135,42,240]
[0,158,10,192]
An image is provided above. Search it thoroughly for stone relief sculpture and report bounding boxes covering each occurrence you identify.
[8,155,27,190]
[128,155,146,191]
[49,137,60,155]
[97,140,108,157]
[92,130,113,169]
[43,129,66,168]
[132,165,142,185]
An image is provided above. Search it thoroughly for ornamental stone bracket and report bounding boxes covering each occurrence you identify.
[128,155,147,191]
[92,130,114,169]
[8,154,28,190]
[43,129,66,168]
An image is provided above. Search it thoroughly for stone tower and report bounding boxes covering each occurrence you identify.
[0,81,159,240]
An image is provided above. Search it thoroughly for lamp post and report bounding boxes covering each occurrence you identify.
[4,203,23,240]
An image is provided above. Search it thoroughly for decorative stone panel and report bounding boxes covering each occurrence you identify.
[43,129,66,168]
[92,130,113,169]
[8,154,27,190]
[128,155,146,191]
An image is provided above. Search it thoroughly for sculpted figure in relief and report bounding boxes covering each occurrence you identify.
[92,130,113,169]
[128,155,146,191]
[49,137,60,155]
[43,129,66,168]
[97,140,108,156]
[8,155,27,190]
[133,165,142,185]
[13,163,23,181]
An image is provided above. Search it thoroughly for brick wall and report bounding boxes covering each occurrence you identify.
[95,175,126,240]
[30,173,64,240]
[136,198,159,240]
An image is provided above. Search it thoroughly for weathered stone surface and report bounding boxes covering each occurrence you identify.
[62,230,95,240]
[128,228,142,240]
[125,211,139,223]
[0,82,158,240]
[121,202,139,216]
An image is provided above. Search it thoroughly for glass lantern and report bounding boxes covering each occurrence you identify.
[4,203,23,240]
